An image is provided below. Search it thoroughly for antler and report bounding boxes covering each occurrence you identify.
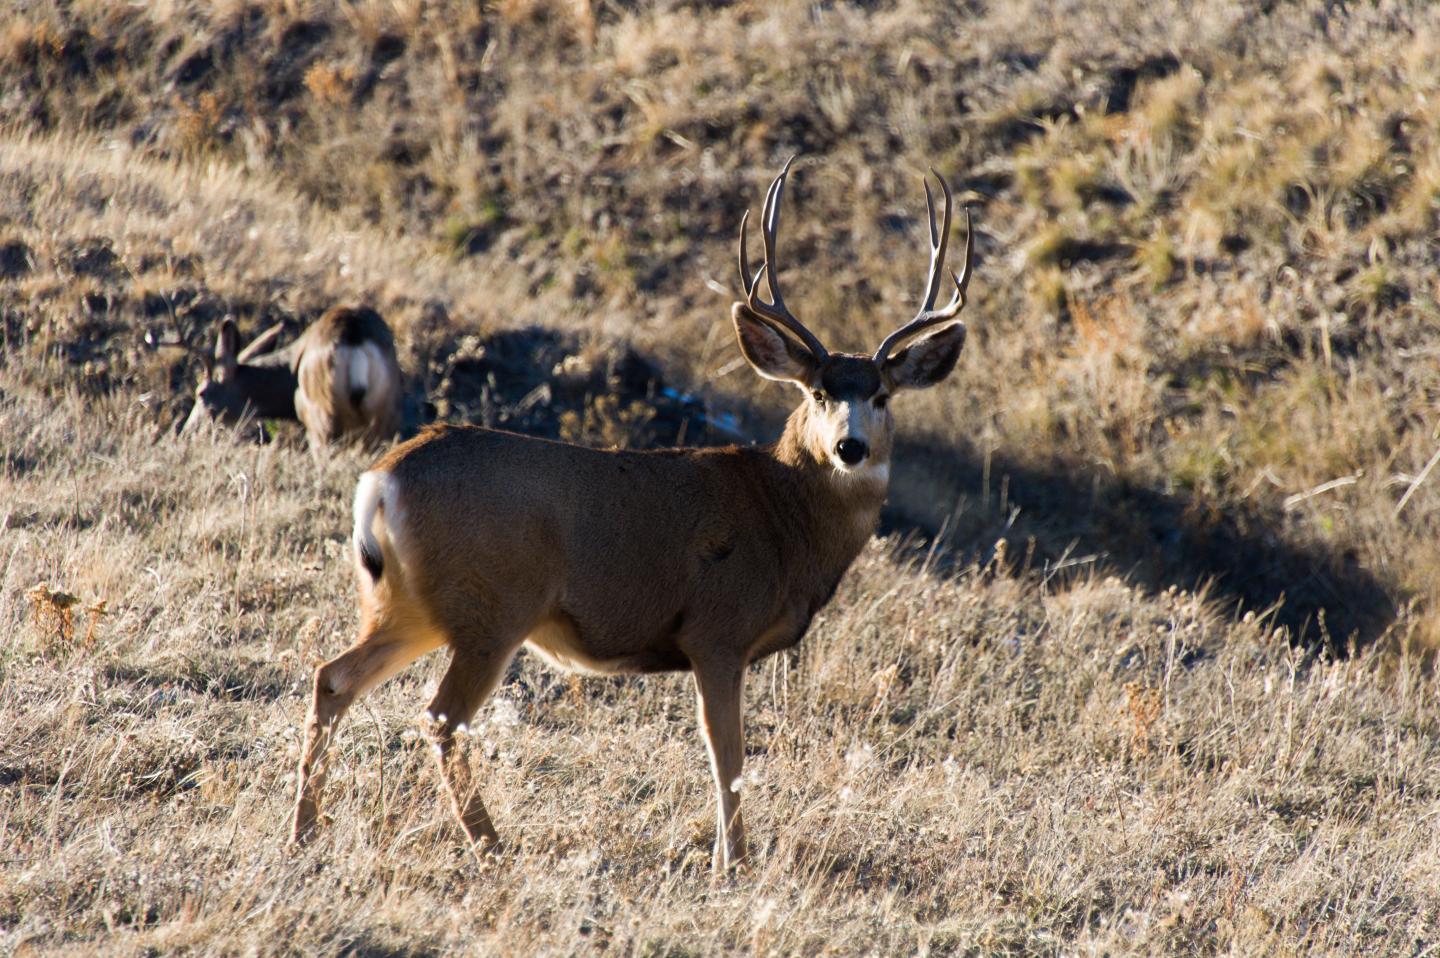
[873,170,973,364]
[738,156,829,361]
[237,322,287,362]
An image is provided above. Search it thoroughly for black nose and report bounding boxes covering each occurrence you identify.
[836,438,868,465]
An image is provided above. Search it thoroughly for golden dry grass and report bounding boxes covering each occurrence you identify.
[4,0,1440,953]
[5,385,1439,954]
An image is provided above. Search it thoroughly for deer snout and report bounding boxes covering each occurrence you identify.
[835,438,868,465]
[182,386,216,433]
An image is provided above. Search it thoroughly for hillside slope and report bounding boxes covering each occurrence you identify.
[3,1,1440,954]
[3,0,1437,643]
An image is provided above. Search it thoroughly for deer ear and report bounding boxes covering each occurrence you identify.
[214,318,240,382]
[882,322,966,391]
[732,303,817,385]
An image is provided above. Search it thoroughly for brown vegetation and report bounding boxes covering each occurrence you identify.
[3,0,1440,953]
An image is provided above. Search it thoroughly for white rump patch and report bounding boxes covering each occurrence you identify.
[353,470,406,578]
[348,344,373,394]
[353,471,386,571]
[347,341,398,415]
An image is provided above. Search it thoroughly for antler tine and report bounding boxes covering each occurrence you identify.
[873,171,974,365]
[759,158,790,315]
[738,208,754,301]
[736,156,828,360]
[917,170,953,314]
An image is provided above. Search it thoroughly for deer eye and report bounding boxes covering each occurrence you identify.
[811,390,827,405]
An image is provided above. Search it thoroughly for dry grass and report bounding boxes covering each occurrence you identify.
[4,0,1440,953]
[4,386,1439,955]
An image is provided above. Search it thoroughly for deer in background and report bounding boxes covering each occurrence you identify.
[184,305,403,450]
[289,158,975,872]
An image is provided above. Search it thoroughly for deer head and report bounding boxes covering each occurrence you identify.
[183,317,297,433]
[732,158,973,482]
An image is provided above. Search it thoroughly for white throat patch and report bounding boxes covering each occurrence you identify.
[831,458,890,486]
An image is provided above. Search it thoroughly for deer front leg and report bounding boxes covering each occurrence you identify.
[693,658,747,872]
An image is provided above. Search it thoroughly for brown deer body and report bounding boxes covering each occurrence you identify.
[290,160,975,871]
[184,306,402,450]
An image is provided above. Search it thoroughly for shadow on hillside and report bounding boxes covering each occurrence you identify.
[882,440,1395,651]
[433,326,1395,652]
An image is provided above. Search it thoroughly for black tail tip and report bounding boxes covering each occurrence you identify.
[359,542,384,580]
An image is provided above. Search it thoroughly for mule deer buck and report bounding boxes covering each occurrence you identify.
[290,159,974,871]
[184,305,403,450]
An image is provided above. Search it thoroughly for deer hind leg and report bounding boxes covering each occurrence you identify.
[291,626,442,845]
[424,645,519,849]
[693,657,748,872]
